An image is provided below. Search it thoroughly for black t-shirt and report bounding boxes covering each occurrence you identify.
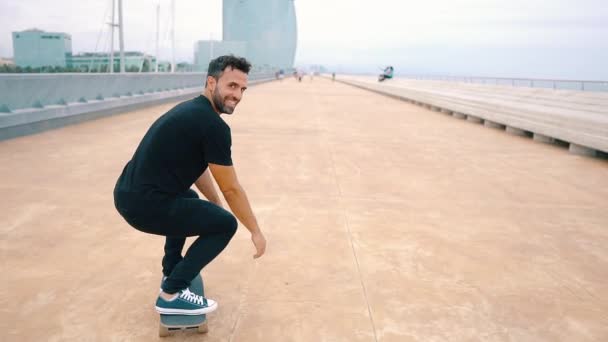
[115,95,232,197]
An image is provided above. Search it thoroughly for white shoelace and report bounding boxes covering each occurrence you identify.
[179,288,205,306]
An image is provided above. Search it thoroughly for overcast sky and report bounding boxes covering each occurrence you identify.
[1,0,607,79]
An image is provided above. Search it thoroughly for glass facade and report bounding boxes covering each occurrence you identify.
[194,40,247,71]
[69,52,157,72]
[195,0,297,70]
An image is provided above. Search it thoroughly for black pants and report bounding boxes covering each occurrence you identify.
[113,188,237,293]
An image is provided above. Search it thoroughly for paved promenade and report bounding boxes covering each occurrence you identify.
[1,77,607,341]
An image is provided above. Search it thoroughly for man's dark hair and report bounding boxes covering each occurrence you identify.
[206,55,251,86]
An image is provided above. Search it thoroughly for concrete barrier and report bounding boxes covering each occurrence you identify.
[0,72,275,112]
[335,76,608,157]
[0,75,275,141]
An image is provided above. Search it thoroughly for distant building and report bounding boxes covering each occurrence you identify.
[12,28,72,68]
[11,28,160,72]
[156,61,172,72]
[223,0,297,69]
[175,62,199,72]
[69,52,156,72]
[0,57,15,66]
[194,40,247,71]
[194,0,297,71]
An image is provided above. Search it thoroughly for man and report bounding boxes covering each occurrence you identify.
[113,55,266,315]
[378,66,394,82]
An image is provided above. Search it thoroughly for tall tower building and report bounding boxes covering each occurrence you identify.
[194,40,247,71]
[222,0,297,69]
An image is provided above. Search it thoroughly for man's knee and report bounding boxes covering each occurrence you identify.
[183,189,199,199]
[224,213,238,238]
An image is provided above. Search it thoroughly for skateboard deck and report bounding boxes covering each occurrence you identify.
[159,274,209,337]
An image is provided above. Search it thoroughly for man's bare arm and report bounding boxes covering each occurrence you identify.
[194,168,222,206]
[208,163,266,258]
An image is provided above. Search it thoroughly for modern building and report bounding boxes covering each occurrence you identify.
[11,28,161,72]
[0,58,15,66]
[194,40,247,71]
[223,0,297,69]
[194,0,297,71]
[12,28,72,68]
[69,52,157,72]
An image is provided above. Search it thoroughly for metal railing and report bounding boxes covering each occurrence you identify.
[402,75,608,92]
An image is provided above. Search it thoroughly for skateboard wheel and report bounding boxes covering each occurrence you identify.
[198,322,209,334]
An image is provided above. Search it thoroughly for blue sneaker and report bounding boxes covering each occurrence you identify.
[155,288,218,315]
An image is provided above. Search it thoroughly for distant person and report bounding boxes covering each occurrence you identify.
[378,66,394,82]
[332,72,336,81]
[113,55,266,316]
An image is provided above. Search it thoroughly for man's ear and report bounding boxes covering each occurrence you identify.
[206,76,216,91]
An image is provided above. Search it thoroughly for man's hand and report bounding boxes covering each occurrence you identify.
[209,163,265,258]
[251,231,266,259]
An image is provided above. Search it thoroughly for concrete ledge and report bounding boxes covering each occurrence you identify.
[453,112,467,119]
[533,133,555,144]
[335,76,608,157]
[0,77,275,141]
[484,120,505,129]
[506,126,529,136]
[569,143,597,157]
[467,116,483,124]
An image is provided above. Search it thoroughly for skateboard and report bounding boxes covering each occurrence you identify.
[159,274,209,337]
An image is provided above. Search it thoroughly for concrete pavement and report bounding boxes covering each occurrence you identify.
[1,77,607,341]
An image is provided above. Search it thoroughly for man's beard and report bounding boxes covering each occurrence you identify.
[212,88,237,114]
